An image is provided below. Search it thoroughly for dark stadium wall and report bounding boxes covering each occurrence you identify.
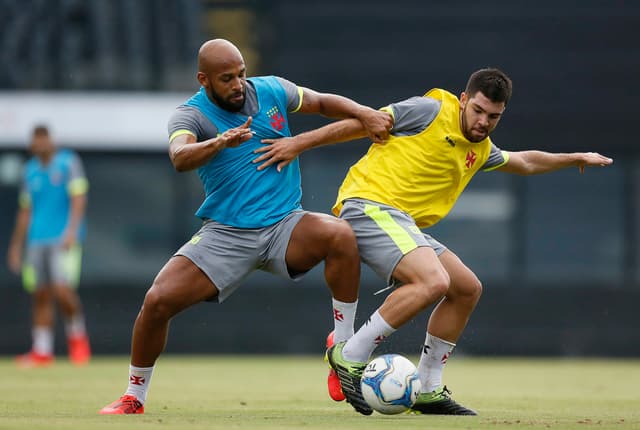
[1,283,638,357]
[0,1,638,358]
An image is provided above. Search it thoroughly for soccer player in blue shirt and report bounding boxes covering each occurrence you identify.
[7,125,91,367]
[99,39,392,414]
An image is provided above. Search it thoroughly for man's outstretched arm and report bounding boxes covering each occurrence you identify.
[295,87,392,143]
[253,116,383,172]
[498,150,613,175]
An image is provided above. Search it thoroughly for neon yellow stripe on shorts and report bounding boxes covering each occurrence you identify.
[364,203,417,254]
[22,264,37,293]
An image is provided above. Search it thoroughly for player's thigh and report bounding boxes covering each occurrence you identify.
[285,211,356,272]
[393,246,449,287]
[174,220,261,303]
[437,249,482,298]
[50,245,82,288]
[149,255,219,310]
[340,198,442,285]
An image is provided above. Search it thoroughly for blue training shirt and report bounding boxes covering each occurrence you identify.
[20,149,88,245]
[179,76,302,228]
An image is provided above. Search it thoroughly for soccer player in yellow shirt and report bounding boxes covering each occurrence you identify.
[254,68,612,415]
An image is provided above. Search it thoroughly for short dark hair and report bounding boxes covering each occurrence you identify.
[32,124,50,137]
[465,68,512,105]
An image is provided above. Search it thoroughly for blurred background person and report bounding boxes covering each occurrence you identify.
[7,124,91,367]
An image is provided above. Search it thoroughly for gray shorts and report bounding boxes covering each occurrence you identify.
[23,244,83,293]
[175,210,308,303]
[339,198,446,288]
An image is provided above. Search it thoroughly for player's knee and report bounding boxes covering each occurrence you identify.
[415,273,450,306]
[327,219,358,252]
[429,277,450,300]
[33,288,53,305]
[142,284,176,322]
[450,276,482,305]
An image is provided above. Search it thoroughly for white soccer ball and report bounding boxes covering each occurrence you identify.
[360,353,422,415]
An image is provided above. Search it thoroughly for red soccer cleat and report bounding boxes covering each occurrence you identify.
[99,395,145,415]
[15,350,54,368]
[68,334,91,366]
[326,331,346,401]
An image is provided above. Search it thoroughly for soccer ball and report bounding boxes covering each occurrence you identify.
[360,354,421,415]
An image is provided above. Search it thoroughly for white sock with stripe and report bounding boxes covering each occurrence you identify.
[417,332,456,393]
[342,310,396,362]
[125,365,154,404]
[331,298,357,343]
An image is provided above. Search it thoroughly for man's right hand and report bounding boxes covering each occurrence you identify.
[218,117,254,149]
[358,107,393,143]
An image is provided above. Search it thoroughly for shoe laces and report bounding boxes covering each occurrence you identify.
[119,395,142,409]
[352,362,367,376]
[438,385,453,399]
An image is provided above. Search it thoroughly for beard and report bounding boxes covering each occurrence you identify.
[461,107,489,143]
[209,88,245,112]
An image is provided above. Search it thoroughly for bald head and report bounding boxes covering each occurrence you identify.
[198,39,245,75]
[196,39,248,112]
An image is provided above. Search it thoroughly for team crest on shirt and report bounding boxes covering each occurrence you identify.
[465,149,477,168]
[49,168,63,186]
[266,106,285,131]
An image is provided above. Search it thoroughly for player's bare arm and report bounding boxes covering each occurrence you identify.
[498,150,613,175]
[254,117,373,172]
[296,87,392,142]
[7,206,30,274]
[170,117,254,171]
[62,193,87,250]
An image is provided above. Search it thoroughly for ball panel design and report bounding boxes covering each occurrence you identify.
[361,354,422,415]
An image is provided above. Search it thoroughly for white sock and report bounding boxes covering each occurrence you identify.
[417,333,456,393]
[64,314,87,338]
[331,298,357,343]
[342,310,395,362]
[32,326,54,355]
[125,365,154,404]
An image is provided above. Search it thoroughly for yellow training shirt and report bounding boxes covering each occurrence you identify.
[332,88,494,228]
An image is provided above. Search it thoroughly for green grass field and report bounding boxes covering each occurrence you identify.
[0,355,638,430]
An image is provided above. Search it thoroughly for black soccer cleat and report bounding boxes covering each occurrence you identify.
[409,386,477,415]
[326,342,373,415]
